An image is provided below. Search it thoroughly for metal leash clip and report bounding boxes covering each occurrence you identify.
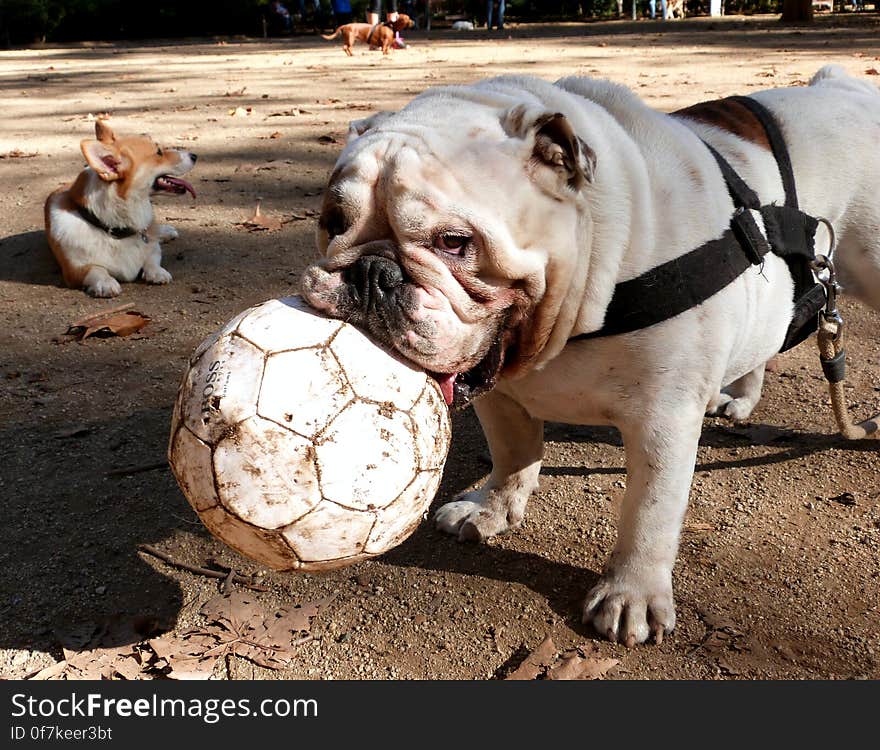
[811,217,843,338]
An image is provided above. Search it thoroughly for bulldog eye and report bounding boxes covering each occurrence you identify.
[156,147,163,156]
[434,233,471,256]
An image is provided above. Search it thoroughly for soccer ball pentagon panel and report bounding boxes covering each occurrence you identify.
[168,296,451,571]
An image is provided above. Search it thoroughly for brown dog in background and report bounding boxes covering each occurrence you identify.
[321,14,414,56]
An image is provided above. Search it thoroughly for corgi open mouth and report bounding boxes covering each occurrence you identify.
[153,175,196,198]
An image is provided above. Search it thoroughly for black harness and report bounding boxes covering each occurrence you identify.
[75,204,145,242]
[570,96,825,353]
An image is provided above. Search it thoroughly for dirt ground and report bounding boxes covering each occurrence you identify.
[2,14,879,681]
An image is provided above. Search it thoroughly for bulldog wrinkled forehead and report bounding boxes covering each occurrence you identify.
[330,77,598,209]
[326,99,535,216]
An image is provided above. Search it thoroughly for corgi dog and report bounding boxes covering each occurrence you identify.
[44,120,197,297]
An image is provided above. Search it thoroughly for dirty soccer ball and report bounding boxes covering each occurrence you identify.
[168,295,451,571]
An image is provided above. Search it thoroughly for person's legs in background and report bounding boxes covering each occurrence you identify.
[487,0,505,30]
[367,0,380,25]
[649,0,667,19]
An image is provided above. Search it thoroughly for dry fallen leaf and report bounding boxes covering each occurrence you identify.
[150,591,333,679]
[236,199,283,232]
[317,134,341,145]
[148,632,219,680]
[229,106,253,117]
[65,309,150,341]
[505,634,557,680]
[28,616,160,681]
[547,645,619,681]
[267,108,311,117]
[505,635,618,681]
[0,149,39,159]
[865,68,879,76]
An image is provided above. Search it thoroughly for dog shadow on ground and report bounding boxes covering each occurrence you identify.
[385,407,880,643]
[543,420,880,477]
[383,407,602,641]
[0,230,61,287]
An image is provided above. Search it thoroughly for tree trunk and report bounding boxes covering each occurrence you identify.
[781,0,814,22]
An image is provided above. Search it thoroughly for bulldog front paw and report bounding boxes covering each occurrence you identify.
[434,488,525,542]
[142,265,172,285]
[582,567,675,647]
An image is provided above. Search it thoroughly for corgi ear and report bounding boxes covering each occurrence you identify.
[95,119,116,144]
[81,138,124,181]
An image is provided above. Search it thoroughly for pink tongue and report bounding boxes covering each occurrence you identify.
[166,176,196,198]
[436,373,457,406]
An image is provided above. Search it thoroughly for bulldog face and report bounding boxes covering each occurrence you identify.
[301,86,596,407]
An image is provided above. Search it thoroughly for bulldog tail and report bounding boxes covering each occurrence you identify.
[322,28,342,40]
[810,64,880,96]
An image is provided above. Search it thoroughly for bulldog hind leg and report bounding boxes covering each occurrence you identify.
[706,364,765,422]
[434,390,543,542]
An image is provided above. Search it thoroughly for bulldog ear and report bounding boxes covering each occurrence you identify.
[347,111,394,143]
[503,105,596,191]
[80,138,124,181]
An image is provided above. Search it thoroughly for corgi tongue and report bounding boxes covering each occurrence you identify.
[168,176,196,198]
[435,373,457,406]
[159,175,196,198]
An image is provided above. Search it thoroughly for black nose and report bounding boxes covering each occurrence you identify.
[190,153,198,163]
[344,255,403,313]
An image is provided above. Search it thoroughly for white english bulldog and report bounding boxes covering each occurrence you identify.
[302,65,880,646]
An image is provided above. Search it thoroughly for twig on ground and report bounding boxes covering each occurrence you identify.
[73,303,135,326]
[137,544,268,592]
[105,461,168,477]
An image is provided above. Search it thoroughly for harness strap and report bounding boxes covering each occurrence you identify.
[702,141,760,210]
[569,96,822,351]
[573,228,768,341]
[728,95,798,209]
